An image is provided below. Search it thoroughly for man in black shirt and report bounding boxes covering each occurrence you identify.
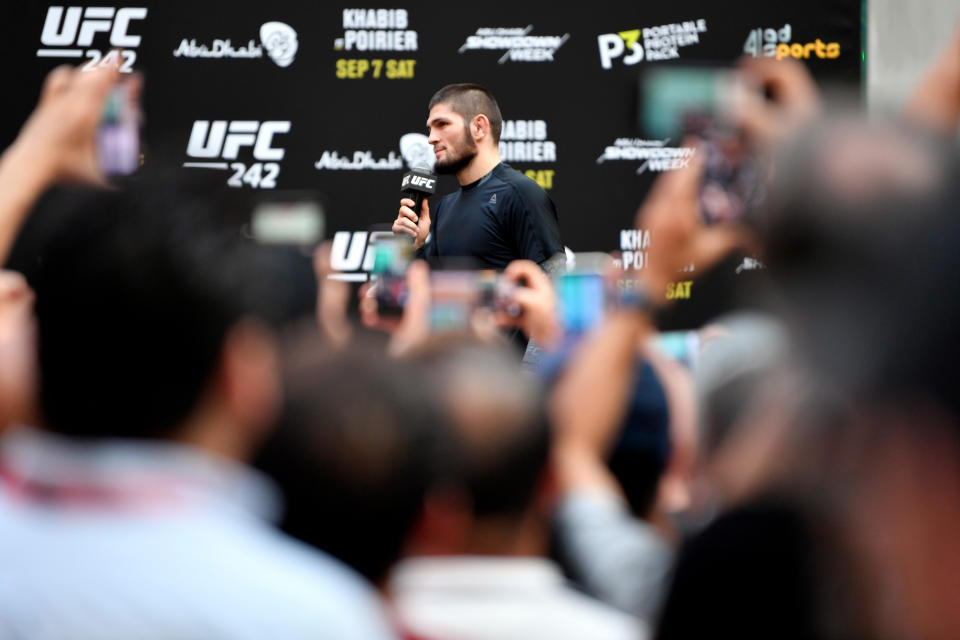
[392,84,563,269]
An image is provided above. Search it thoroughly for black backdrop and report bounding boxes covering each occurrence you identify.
[3,1,862,307]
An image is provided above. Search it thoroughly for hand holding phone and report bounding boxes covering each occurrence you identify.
[640,65,764,225]
[494,260,561,349]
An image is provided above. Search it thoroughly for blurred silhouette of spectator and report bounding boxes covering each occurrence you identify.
[0,64,397,640]
[390,339,646,640]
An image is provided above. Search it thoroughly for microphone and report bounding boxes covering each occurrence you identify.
[400,163,437,223]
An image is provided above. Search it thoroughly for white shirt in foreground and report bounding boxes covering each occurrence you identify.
[390,556,647,640]
[0,427,398,640]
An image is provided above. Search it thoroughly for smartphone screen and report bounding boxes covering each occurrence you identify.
[429,271,479,331]
[251,199,325,245]
[371,236,411,317]
[651,330,700,368]
[558,272,605,334]
[640,65,763,224]
[98,81,141,176]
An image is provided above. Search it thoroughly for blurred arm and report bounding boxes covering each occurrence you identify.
[0,64,117,264]
[904,23,960,134]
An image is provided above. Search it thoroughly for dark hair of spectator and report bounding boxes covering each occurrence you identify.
[255,335,447,584]
[31,181,281,439]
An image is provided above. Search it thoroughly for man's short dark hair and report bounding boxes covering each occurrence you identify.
[759,118,960,417]
[414,338,550,519]
[255,335,447,583]
[428,83,503,144]
[31,180,283,439]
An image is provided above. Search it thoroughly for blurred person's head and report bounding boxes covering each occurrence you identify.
[409,337,552,556]
[30,182,285,460]
[254,334,445,586]
[656,491,878,640]
[742,116,960,638]
[760,116,960,414]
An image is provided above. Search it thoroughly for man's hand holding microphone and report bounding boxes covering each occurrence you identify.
[392,164,437,250]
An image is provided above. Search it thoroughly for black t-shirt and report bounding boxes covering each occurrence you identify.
[418,163,563,268]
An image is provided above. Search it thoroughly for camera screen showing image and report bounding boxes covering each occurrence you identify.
[640,65,764,225]
[98,81,141,176]
[371,236,412,318]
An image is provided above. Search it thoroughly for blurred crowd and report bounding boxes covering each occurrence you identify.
[0,23,959,640]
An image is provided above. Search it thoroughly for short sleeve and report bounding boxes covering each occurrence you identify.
[503,183,564,265]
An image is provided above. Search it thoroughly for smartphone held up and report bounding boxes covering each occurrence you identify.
[640,64,766,225]
[97,75,143,177]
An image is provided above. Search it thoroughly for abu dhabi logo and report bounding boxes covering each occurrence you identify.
[260,21,297,67]
[173,21,297,67]
[399,133,435,171]
[314,133,436,171]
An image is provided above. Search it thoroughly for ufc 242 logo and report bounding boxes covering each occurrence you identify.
[38,6,147,72]
[184,120,291,190]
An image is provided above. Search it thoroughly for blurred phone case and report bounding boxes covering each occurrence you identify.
[557,253,613,335]
[372,236,412,317]
[429,271,480,331]
[640,65,764,225]
[98,80,141,176]
[250,198,325,246]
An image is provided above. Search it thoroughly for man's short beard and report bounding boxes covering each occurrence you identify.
[435,129,478,175]
[435,150,477,175]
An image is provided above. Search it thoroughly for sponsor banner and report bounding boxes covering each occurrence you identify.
[335,8,417,79]
[182,120,291,189]
[37,5,147,72]
[173,21,299,68]
[735,256,765,274]
[598,18,707,69]
[617,228,650,271]
[742,23,840,60]
[615,227,696,301]
[458,25,569,64]
[596,138,696,174]
[314,132,434,171]
[500,119,557,190]
[328,230,396,282]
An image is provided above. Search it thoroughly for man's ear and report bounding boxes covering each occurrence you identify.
[217,319,282,441]
[472,114,491,142]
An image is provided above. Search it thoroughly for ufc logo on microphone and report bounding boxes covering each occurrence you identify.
[37,6,146,72]
[402,173,436,191]
[186,121,291,161]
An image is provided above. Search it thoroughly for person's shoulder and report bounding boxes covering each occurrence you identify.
[205,525,398,636]
[494,164,551,205]
[0,509,396,639]
[494,163,546,194]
